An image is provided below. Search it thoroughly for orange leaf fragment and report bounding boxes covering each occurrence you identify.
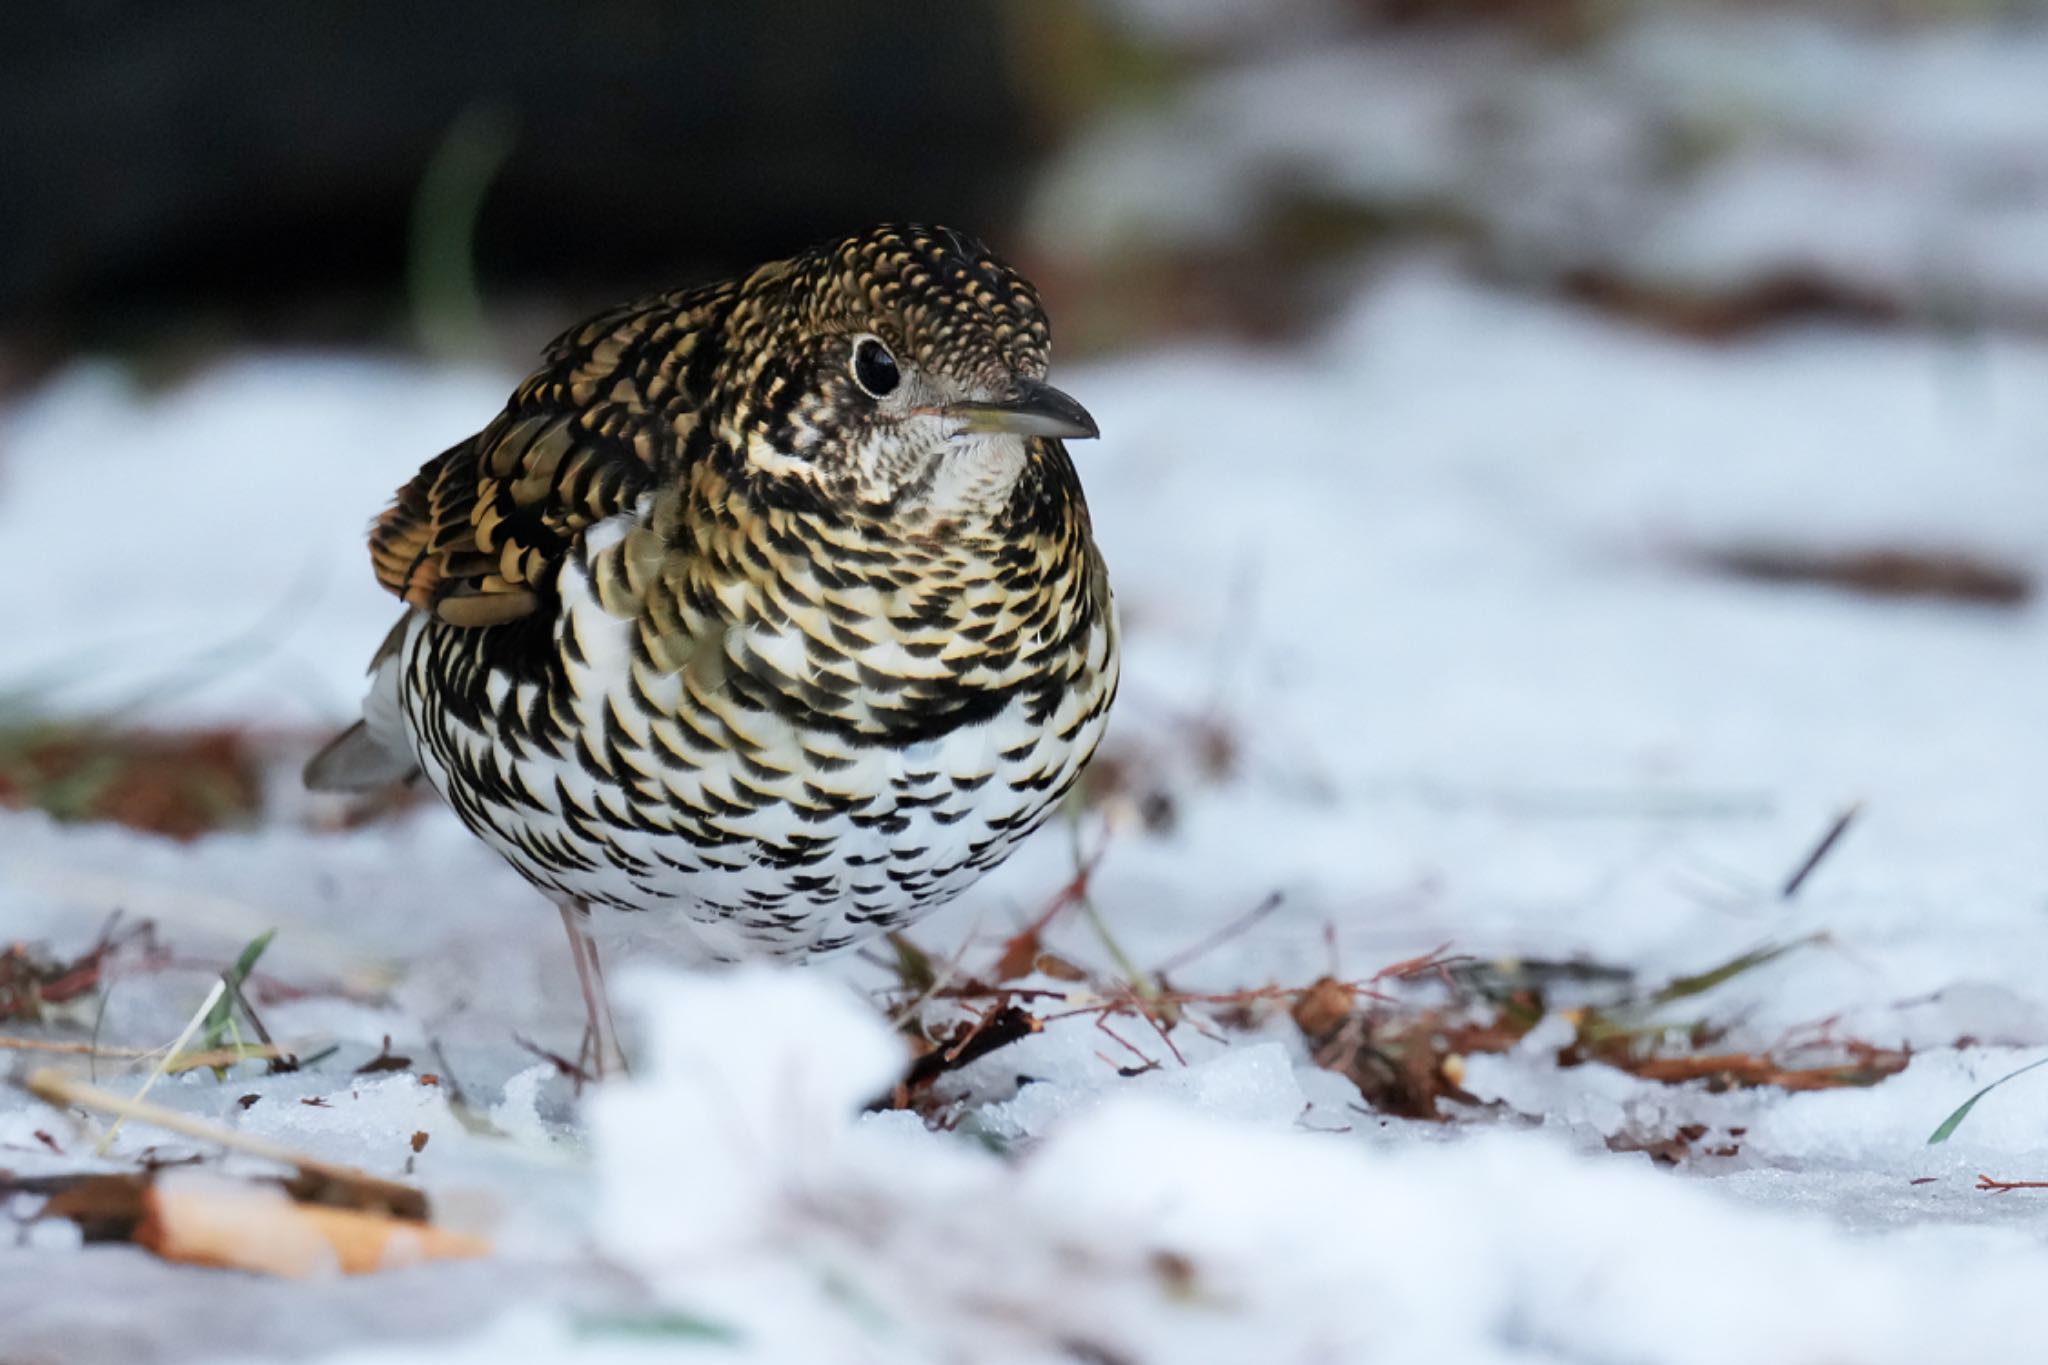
[136,1177,488,1277]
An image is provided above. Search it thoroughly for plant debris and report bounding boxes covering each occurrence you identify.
[1298,940,1908,1130]
[0,721,263,839]
[198,929,294,1074]
[0,918,152,1022]
[18,1068,427,1219]
[137,1176,486,1276]
[871,881,1907,1159]
[1692,543,2033,607]
[354,1036,414,1075]
[7,1069,484,1277]
[1781,803,1863,899]
[1607,1123,1746,1167]
[1563,270,1899,342]
[1928,1054,2048,1145]
[892,1004,1044,1102]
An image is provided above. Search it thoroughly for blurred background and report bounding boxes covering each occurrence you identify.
[3,0,2045,877]
[16,0,2047,377]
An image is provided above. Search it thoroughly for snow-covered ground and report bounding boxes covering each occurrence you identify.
[3,257,2046,1362]
[1040,4,2048,324]
[7,6,2048,1359]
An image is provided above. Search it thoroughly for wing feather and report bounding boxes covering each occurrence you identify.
[368,282,732,622]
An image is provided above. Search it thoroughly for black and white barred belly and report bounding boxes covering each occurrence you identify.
[378,513,1118,964]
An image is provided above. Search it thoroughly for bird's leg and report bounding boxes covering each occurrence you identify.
[585,925,627,1078]
[557,900,626,1081]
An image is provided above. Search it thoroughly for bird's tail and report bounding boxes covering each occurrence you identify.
[303,719,419,791]
[304,612,422,792]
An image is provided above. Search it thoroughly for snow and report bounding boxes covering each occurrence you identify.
[6,10,2048,1357]
[266,979,2048,1364]
[4,254,2048,1358]
[3,266,2043,1358]
[1034,7,2048,319]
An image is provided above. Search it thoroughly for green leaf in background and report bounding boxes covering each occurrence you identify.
[409,102,517,359]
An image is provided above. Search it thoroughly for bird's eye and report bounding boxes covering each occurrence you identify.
[850,335,900,398]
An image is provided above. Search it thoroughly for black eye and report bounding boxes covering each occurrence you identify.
[851,335,900,398]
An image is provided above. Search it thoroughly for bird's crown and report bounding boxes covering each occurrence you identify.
[710,224,1094,517]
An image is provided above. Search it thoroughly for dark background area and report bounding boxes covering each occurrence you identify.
[2,0,1037,364]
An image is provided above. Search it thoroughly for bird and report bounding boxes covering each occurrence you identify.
[307,224,1119,1074]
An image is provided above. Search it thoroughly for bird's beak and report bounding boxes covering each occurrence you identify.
[945,379,1100,441]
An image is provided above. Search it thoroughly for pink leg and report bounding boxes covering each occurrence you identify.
[557,900,626,1080]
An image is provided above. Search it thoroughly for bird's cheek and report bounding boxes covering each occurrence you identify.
[923,434,1028,516]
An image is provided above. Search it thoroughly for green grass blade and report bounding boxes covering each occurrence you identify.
[1927,1055,2048,1145]
[573,1310,741,1344]
[1647,935,1818,1009]
[200,929,276,1053]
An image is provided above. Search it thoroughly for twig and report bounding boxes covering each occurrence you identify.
[1781,802,1863,899]
[1064,816,1153,996]
[1037,978,1395,1025]
[97,979,223,1156]
[1136,1006,1188,1067]
[1152,893,1284,977]
[162,1044,290,1074]
[1080,895,1151,997]
[898,1005,1041,1091]
[1372,942,1462,984]
[1094,1015,1158,1072]
[429,1040,469,1111]
[0,1037,147,1058]
[885,918,981,1030]
[20,1069,425,1217]
[512,1033,591,1088]
[1979,1173,2048,1194]
[221,970,290,1067]
[0,1037,288,1072]
[7,864,392,993]
[993,835,1112,980]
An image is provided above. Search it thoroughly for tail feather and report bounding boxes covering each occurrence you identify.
[304,720,420,792]
[305,612,422,793]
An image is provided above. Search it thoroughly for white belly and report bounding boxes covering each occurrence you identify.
[390,520,1116,966]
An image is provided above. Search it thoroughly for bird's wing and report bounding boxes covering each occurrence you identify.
[369,283,733,625]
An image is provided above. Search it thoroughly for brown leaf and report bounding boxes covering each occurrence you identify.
[137,1178,488,1276]
[0,921,145,1020]
[1290,977,1355,1038]
[1033,952,1091,983]
[1305,1008,1528,1121]
[1611,1050,1910,1092]
[0,724,263,839]
[25,1173,151,1241]
[1695,544,2032,607]
[1564,269,1897,342]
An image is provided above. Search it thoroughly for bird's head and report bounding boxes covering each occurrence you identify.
[717,224,1096,521]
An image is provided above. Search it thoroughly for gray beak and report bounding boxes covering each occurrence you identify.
[946,379,1100,441]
